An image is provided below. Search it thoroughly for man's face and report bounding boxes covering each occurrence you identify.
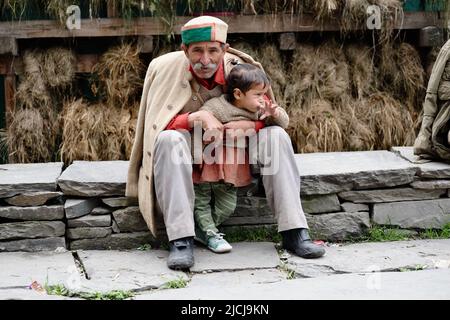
[183,41,228,79]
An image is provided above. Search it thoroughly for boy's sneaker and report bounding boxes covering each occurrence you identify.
[206,230,232,253]
[194,225,208,245]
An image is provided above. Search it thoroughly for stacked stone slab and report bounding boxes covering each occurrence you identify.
[4,147,450,251]
[57,161,156,250]
[228,149,450,241]
[0,163,66,252]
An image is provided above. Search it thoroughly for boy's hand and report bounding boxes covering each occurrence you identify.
[259,99,280,120]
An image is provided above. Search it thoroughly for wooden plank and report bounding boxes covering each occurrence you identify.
[0,13,444,39]
[0,56,14,74]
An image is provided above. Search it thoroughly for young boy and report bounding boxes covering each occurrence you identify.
[193,63,289,253]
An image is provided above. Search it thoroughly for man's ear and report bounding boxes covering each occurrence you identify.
[223,43,230,52]
[181,43,188,55]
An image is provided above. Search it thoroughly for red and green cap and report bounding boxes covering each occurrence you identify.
[181,16,228,45]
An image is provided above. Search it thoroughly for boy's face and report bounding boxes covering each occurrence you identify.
[182,41,229,79]
[234,83,268,113]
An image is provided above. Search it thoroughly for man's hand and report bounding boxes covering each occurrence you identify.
[259,99,280,120]
[188,110,223,143]
[223,120,257,140]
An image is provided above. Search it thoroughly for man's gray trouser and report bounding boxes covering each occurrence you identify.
[153,126,308,242]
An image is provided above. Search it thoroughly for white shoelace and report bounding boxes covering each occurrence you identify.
[206,230,225,240]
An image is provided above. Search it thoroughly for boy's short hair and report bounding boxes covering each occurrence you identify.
[227,63,270,101]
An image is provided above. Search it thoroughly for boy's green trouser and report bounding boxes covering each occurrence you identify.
[194,182,237,234]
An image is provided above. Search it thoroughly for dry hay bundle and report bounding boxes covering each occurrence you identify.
[425,46,442,79]
[42,47,76,89]
[379,42,425,111]
[7,106,57,163]
[230,42,260,60]
[355,92,415,149]
[60,99,122,164]
[256,44,287,105]
[46,0,74,25]
[287,41,350,110]
[396,42,425,108]
[345,44,377,99]
[284,43,316,111]
[340,99,376,151]
[340,0,371,32]
[304,0,343,21]
[94,43,144,108]
[17,50,48,103]
[118,103,140,159]
[372,0,404,43]
[287,99,345,153]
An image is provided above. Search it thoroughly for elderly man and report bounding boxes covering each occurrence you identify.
[126,16,325,270]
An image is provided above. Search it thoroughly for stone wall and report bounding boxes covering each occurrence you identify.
[1,147,450,252]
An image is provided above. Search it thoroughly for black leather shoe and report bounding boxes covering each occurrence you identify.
[167,237,195,270]
[281,228,325,259]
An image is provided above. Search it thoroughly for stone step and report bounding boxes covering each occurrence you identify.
[0,163,63,198]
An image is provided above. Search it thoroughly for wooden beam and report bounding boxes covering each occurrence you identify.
[0,13,445,39]
[0,56,14,75]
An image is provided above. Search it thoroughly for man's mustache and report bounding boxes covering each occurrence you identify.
[192,62,217,71]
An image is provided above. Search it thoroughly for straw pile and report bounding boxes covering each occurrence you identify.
[60,44,143,164]
[60,99,122,163]
[379,41,425,112]
[93,43,144,108]
[7,107,56,163]
[42,47,76,90]
[287,99,346,153]
[354,92,416,149]
[283,39,421,153]
[8,48,75,163]
[344,44,377,99]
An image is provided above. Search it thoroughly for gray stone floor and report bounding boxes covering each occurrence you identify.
[1,239,450,300]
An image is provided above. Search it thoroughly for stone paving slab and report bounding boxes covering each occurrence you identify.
[392,146,450,178]
[189,269,286,288]
[57,161,129,197]
[76,250,188,293]
[0,237,66,252]
[0,163,63,198]
[190,242,280,273]
[133,269,450,300]
[284,239,450,278]
[296,151,417,195]
[0,252,77,288]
